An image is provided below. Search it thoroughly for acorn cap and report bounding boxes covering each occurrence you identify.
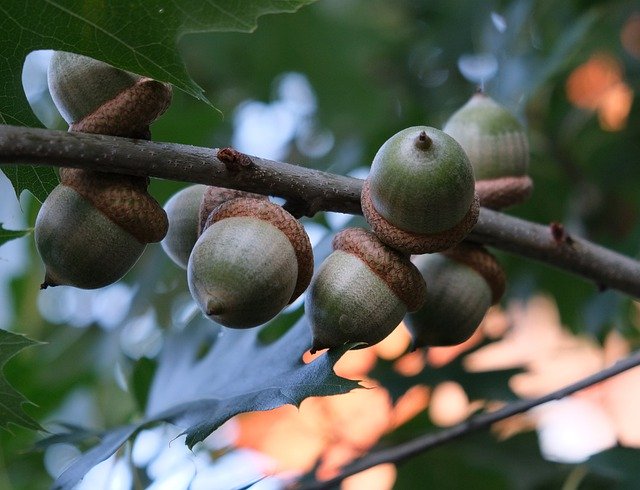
[206,198,313,303]
[475,175,533,210]
[362,179,479,254]
[332,228,426,311]
[60,168,168,244]
[198,186,268,235]
[442,242,506,304]
[48,51,172,137]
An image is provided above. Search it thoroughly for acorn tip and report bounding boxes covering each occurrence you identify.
[415,131,432,150]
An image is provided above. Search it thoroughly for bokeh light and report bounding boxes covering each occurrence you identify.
[565,53,633,131]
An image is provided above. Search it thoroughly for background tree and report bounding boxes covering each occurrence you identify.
[1,0,640,488]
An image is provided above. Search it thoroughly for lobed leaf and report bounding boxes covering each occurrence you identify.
[53,314,359,489]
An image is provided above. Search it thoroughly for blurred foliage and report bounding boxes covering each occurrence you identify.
[371,339,521,403]
[0,226,32,247]
[1,0,640,488]
[0,329,41,432]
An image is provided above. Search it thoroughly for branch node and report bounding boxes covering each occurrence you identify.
[550,222,574,246]
[217,147,254,171]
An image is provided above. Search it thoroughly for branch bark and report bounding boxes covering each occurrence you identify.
[2,124,640,297]
[297,349,640,489]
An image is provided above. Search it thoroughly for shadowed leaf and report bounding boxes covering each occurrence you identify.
[53,315,358,489]
[0,329,42,432]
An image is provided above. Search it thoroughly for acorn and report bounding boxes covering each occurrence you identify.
[48,51,172,137]
[404,242,505,348]
[35,51,171,289]
[161,185,269,269]
[36,170,168,289]
[161,184,207,269]
[361,126,479,254]
[306,228,426,353]
[188,198,313,328]
[443,92,532,209]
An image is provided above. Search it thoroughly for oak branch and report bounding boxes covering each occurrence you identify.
[1,124,640,298]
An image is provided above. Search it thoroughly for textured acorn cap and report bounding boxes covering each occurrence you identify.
[332,228,426,311]
[198,186,268,235]
[362,179,479,254]
[475,175,533,209]
[48,51,172,137]
[206,198,313,304]
[442,242,506,304]
[60,168,168,244]
[443,92,529,181]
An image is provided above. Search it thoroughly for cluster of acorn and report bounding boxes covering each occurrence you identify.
[35,52,172,289]
[306,94,532,352]
[161,92,531,351]
[35,52,532,353]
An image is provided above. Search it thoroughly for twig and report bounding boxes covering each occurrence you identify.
[2,125,640,297]
[0,125,362,215]
[469,208,640,297]
[298,349,640,489]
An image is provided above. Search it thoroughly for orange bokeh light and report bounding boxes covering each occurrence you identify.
[393,349,427,376]
[374,322,412,360]
[565,52,633,131]
[342,463,397,490]
[390,384,430,429]
[333,347,378,379]
[427,326,484,368]
[429,381,471,427]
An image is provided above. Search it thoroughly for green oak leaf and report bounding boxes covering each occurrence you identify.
[0,165,59,204]
[0,0,316,201]
[0,224,33,248]
[0,329,42,432]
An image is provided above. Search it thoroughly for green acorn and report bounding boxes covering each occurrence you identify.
[188,198,313,328]
[161,185,208,269]
[443,92,532,209]
[362,126,479,254]
[162,184,270,269]
[36,170,167,289]
[35,51,171,289]
[48,51,172,137]
[404,243,505,348]
[306,228,426,353]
